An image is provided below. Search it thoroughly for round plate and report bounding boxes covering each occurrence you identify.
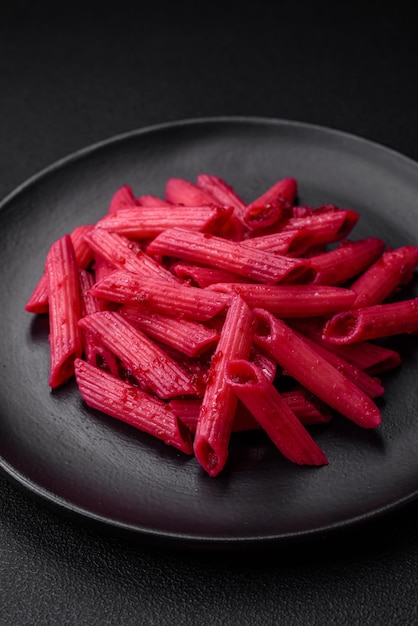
[1,117,418,548]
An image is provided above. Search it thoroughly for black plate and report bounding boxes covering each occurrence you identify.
[1,117,418,548]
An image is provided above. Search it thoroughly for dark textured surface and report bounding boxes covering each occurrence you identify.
[2,3,418,624]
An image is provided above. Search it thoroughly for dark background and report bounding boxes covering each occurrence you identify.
[2,3,418,624]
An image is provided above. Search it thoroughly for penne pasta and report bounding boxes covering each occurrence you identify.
[170,388,332,435]
[208,282,357,317]
[25,171,418,477]
[136,194,171,206]
[242,177,297,231]
[350,245,418,307]
[24,272,49,314]
[107,184,139,213]
[90,269,232,321]
[242,228,313,257]
[251,308,382,428]
[322,298,418,344]
[193,296,253,476]
[280,389,333,425]
[79,269,120,376]
[25,224,94,314]
[289,317,402,375]
[78,311,197,398]
[146,227,314,284]
[171,262,247,287]
[309,237,386,285]
[287,326,385,398]
[74,359,193,454]
[225,359,328,466]
[119,304,220,357]
[95,204,233,239]
[83,228,179,283]
[45,234,83,388]
[277,205,359,246]
[196,173,247,214]
[165,177,216,206]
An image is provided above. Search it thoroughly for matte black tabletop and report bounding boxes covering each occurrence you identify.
[2,3,418,624]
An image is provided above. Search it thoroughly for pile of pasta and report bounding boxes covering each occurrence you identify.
[25,174,418,476]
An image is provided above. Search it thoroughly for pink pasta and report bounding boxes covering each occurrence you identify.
[309,237,386,285]
[242,177,296,231]
[193,295,253,476]
[90,270,231,321]
[322,298,418,344]
[95,204,233,239]
[45,234,83,387]
[75,358,193,454]
[119,304,220,357]
[107,184,139,213]
[225,359,328,465]
[78,310,196,398]
[196,173,247,214]
[350,245,418,307]
[25,224,94,313]
[251,308,382,429]
[25,172,418,477]
[208,283,357,317]
[146,227,314,284]
[83,228,179,283]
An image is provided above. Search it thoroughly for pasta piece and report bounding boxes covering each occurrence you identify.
[90,270,231,321]
[278,206,359,246]
[79,269,108,315]
[168,398,203,433]
[289,317,401,374]
[70,224,96,268]
[215,213,247,242]
[146,228,314,284]
[196,173,247,213]
[251,308,382,428]
[281,389,333,425]
[78,311,196,398]
[309,237,386,285]
[225,359,328,465]
[171,262,247,287]
[208,283,357,317]
[350,245,418,307]
[242,228,313,257]
[107,184,139,213]
[249,345,277,382]
[119,304,220,357]
[25,224,94,313]
[74,359,193,454]
[45,234,83,388]
[242,177,297,231]
[287,325,385,398]
[193,296,253,476]
[170,388,332,435]
[165,177,216,205]
[252,176,298,206]
[136,194,171,206]
[95,204,233,239]
[242,198,288,232]
[92,253,115,283]
[322,298,418,344]
[79,269,120,376]
[169,397,261,434]
[24,272,49,314]
[83,228,179,283]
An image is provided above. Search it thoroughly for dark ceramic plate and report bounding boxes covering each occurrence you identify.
[1,117,418,548]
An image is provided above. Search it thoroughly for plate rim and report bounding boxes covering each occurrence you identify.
[2,115,418,548]
[2,114,418,213]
